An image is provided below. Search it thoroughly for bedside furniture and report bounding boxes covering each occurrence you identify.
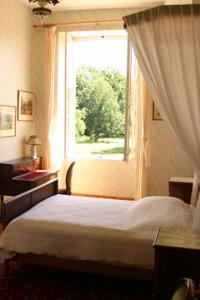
[13,170,58,189]
[0,157,42,201]
[169,177,193,204]
[153,227,200,300]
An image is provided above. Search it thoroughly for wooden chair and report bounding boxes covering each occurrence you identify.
[171,278,195,300]
[58,162,75,195]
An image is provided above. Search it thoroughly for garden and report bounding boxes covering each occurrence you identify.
[75,66,126,158]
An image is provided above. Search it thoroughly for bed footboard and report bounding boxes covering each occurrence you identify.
[2,178,58,228]
[13,253,153,281]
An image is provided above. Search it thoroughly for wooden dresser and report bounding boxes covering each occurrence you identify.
[0,157,42,201]
[169,176,193,204]
[153,227,200,300]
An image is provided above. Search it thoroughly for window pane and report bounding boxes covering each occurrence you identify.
[73,30,127,160]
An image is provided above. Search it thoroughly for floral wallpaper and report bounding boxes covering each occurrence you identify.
[0,0,36,161]
[149,118,193,196]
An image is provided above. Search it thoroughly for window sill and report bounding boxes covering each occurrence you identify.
[68,153,125,161]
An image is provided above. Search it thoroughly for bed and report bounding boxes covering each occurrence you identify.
[0,178,195,280]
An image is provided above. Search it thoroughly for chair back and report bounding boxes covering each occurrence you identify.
[65,162,75,195]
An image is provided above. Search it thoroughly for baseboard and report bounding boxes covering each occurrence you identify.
[71,193,134,201]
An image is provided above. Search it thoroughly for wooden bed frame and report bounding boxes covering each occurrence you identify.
[2,179,153,281]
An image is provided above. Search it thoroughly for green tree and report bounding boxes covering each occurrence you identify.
[102,69,126,113]
[76,66,125,141]
[85,78,124,141]
[76,66,95,109]
[76,108,86,138]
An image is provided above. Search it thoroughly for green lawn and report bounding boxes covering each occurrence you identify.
[75,136,124,158]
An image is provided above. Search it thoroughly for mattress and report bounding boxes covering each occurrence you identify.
[0,195,194,270]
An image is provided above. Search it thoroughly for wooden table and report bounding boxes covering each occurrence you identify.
[13,170,58,189]
[153,227,200,300]
[168,176,193,204]
[0,157,42,201]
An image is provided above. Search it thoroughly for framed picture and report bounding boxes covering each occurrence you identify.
[0,106,16,137]
[153,102,162,121]
[18,90,35,121]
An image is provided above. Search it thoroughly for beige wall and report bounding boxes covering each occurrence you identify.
[65,159,136,199]
[33,7,193,198]
[50,7,141,30]
[32,29,45,153]
[149,118,193,196]
[0,0,35,161]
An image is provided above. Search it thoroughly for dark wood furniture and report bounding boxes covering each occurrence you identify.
[2,179,153,281]
[58,161,75,195]
[2,178,58,228]
[169,177,193,204]
[0,157,42,201]
[153,227,200,300]
[13,170,58,189]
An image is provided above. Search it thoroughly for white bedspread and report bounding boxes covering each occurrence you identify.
[0,195,194,270]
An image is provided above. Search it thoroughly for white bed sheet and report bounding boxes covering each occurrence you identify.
[0,195,194,270]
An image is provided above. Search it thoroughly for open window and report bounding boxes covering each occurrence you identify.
[59,30,131,160]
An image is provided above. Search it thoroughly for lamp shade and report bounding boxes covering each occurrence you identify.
[26,135,41,145]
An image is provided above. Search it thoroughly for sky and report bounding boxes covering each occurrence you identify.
[73,33,128,76]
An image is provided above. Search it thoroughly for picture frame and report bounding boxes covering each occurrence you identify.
[0,105,16,137]
[18,90,35,121]
[153,102,162,121]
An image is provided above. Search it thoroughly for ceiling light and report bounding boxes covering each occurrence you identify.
[33,7,51,17]
[29,0,60,24]
[29,0,60,5]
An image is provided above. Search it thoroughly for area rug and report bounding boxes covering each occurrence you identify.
[0,261,153,300]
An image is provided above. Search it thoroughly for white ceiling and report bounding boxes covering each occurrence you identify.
[19,0,193,11]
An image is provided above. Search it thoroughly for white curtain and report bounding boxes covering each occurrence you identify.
[137,72,152,198]
[124,5,200,199]
[57,32,76,188]
[43,26,64,169]
[125,38,151,198]
[65,33,76,158]
[124,39,137,162]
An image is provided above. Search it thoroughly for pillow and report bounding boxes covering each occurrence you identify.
[192,193,200,230]
[128,196,194,230]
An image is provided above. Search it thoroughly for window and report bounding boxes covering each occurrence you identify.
[60,30,128,160]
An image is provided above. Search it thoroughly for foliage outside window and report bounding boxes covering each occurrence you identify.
[76,65,126,142]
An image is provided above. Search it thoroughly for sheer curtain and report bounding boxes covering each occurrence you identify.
[124,5,200,201]
[65,33,76,158]
[125,38,151,198]
[137,72,151,198]
[58,32,76,188]
[43,29,75,186]
[125,37,150,199]
[43,27,64,170]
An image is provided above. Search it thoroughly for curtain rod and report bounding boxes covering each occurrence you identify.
[33,18,124,28]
